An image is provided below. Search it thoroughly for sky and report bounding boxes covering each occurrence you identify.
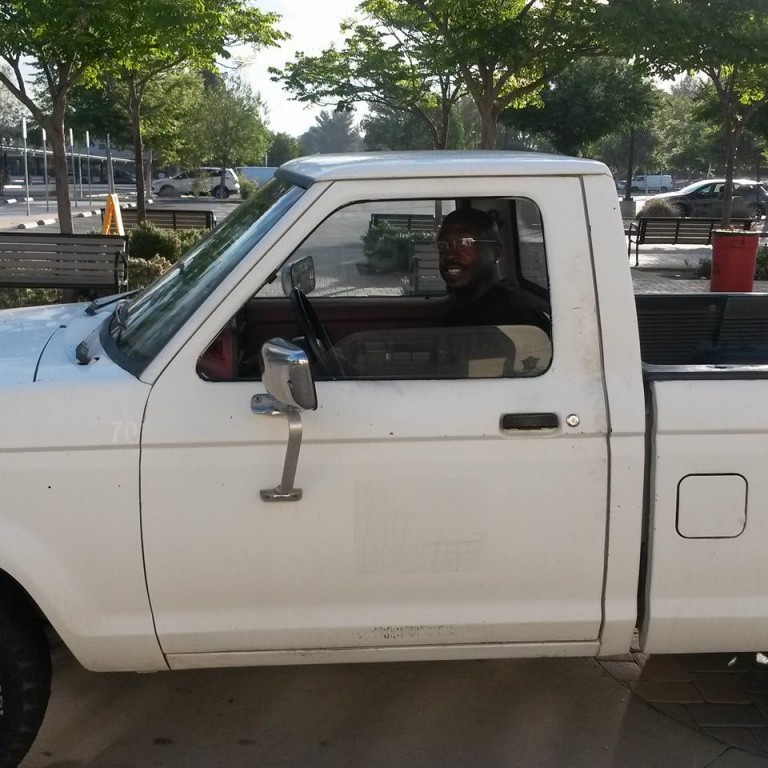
[237,0,363,138]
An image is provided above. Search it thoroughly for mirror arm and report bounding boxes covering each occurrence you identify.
[251,394,305,502]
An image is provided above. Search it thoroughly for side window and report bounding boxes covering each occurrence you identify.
[200,197,552,382]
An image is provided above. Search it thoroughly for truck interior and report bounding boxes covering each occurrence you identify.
[197,196,553,383]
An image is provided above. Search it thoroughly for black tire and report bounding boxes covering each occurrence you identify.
[212,185,229,199]
[0,585,51,768]
[158,184,176,197]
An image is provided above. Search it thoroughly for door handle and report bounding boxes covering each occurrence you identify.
[500,413,559,431]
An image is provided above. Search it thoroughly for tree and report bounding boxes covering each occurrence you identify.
[272,0,465,149]
[300,111,362,155]
[610,0,768,226]
[402,0,607,149]
[501,58,657,156]
[191,75,271,178]
[139,71,208,168]
[268,132,301,166]
[0,0,123,232]
[0,64,22,136]
[647,79,721,178]
[362,105,437,150]
[98,0,284,220]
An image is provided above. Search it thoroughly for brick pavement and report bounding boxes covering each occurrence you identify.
[631,241,768,293]
[601,650,768,757]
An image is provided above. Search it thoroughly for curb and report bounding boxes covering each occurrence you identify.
[18,218,57,229]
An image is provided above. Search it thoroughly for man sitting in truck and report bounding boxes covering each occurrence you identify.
[437,207,551,335]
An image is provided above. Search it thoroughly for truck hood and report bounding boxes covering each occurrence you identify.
[0,303,104,385]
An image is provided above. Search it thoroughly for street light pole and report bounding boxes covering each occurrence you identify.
[21,117,30,216]
[42,128,49,212]
[69,127,78,208]
[86,130,92,202]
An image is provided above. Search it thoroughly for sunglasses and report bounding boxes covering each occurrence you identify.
[435,237,499,253]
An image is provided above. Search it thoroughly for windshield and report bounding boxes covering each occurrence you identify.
[103,177,305,376]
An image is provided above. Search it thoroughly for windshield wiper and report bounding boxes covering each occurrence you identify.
[85,289,142,316]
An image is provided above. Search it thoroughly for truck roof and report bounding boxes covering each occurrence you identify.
[278,150,609,185]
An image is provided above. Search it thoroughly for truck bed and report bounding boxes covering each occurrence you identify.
[635,293,768,368]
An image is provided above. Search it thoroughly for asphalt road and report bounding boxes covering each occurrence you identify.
[0,184,241,232]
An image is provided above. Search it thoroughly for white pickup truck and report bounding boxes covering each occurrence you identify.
[1,151,765,765]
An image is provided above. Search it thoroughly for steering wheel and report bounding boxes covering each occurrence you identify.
[289,287,345,378]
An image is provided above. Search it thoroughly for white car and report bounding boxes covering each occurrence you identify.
[151,167,240,199]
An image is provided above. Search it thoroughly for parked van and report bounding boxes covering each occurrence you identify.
[631,174,673,193]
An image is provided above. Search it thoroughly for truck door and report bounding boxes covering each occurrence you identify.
[139,177,610,665]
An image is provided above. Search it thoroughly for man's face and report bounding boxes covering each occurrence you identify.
[437,222,499,294]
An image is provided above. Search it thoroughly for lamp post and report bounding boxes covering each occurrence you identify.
[21,118,30,216]
[0,138,6,197]
[41,128,49,212]
[69,127,78,208]
[85,130,92,202]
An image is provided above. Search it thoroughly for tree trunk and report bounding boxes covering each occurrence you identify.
[48,119,73,234]
[477,101,497,149]
[720,125,740,229]
[129,84,147,222]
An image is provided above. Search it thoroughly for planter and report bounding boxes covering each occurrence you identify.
[710,229,760,292]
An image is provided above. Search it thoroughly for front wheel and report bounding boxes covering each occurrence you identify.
[0,585,51,768]
[212,185,229,199]
[158,184,176,197]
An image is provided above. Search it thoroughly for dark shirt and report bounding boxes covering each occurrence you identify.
[444,280,551,335]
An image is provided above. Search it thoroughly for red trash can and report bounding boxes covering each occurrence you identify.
[710,230,760,292]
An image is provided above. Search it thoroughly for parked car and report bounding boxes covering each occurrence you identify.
[630,174,673,193]
[151,167,240,199]
[646,178,768,218]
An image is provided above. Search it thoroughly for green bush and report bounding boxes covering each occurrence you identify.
[0,288,60,310]
[128,222,180,261]
[176,228,206,255]
[360,222,420,272]
[128,255,174,290]
[238,175,257,200]
[127,223,205,262]
[755,243,768,280]
[637,198,683,218]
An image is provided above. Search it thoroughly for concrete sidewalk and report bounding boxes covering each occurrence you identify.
[20,643,768,768]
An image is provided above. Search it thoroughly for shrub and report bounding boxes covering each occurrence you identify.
[0,288,59,310]
[755,243,768,280]
[128,222,180,261]
[360,222,421,272]
[238,175,257,200]
[637,198,683,218]
[176,228,207,255]
[128,255,174,291]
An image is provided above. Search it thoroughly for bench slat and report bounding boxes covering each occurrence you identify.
[0,232,128,291]
[629,217,753,265]
[112,207,216,230]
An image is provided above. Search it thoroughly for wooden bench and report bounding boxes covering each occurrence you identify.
[408,241,444,295]
[104,207,216,230]
[627,217,753,265]
[370,213,436,235]
[0,233,128,292]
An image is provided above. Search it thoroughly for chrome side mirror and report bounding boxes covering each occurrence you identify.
[251,339,317,502]
[281,255,316,297]
[260,338,317,411]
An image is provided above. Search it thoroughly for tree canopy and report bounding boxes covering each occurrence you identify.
[502,58,657,156]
